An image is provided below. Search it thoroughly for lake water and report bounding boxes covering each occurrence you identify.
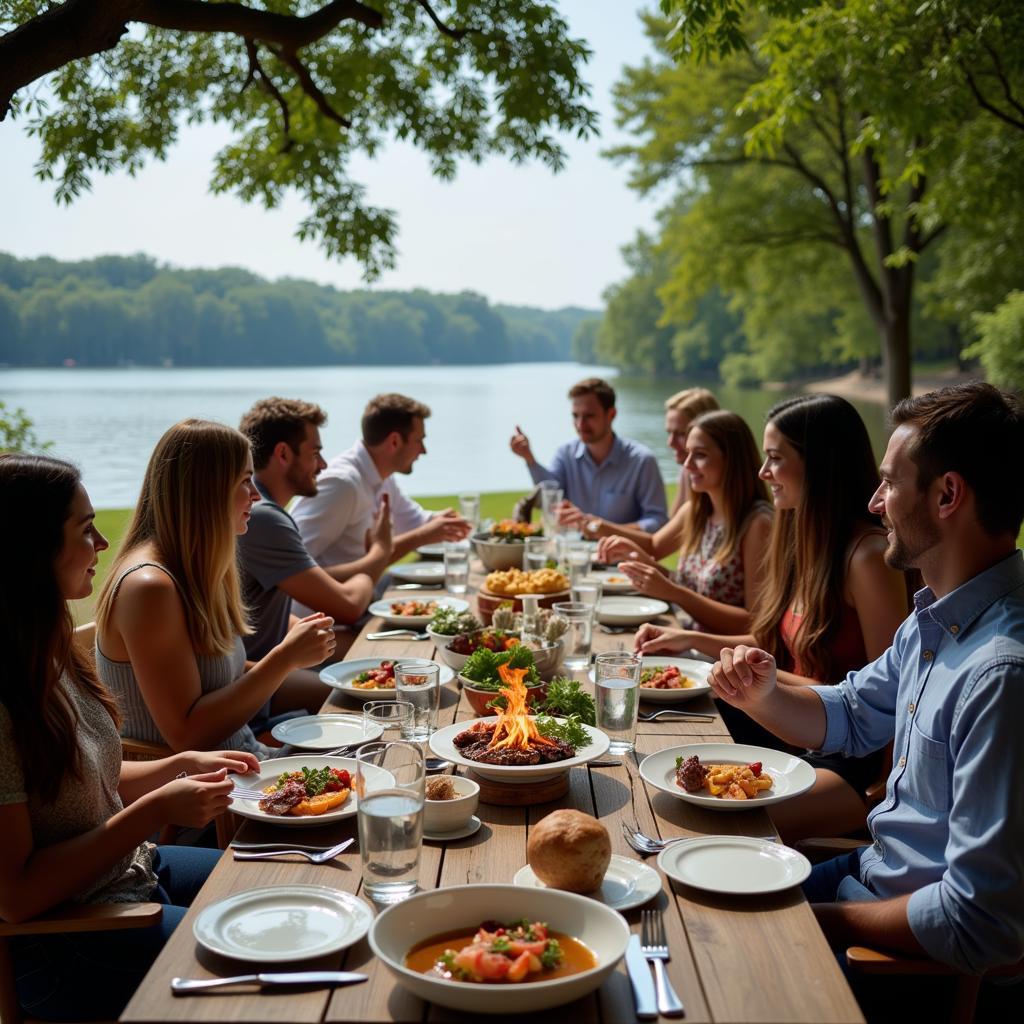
[0,363,889,509]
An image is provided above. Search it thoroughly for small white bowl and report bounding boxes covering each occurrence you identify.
[423,775,480,834]
[472,534,528,571]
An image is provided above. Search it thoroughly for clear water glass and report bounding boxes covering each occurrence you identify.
[523,535,550,572]
[594,651,641,754]
[363,700,414,738]
[394,660,441,742]
[539,480,563,533]
[458,492,481,530]
[552,600,592,670]
[566,541,592,585]
[356,740,425,905]
[443,541,470,594]
[571,578,603,618]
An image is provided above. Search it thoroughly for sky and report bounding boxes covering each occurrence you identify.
[0,2,661,311]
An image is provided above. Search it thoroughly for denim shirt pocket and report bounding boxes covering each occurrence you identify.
[900,723,951,811]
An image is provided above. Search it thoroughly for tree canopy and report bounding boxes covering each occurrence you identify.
[1,2,597,278]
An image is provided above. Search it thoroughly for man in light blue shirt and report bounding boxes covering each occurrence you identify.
[708,382,1024,976]
[509,377,667,534]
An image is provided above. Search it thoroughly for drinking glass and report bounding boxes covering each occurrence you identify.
[539,480,563,533]
[356,740,425,904]
[594,652,641,754]
[566,541,593,585]
[551,601,592,671]
[523,535,550,572]
[571,578,603,618]
[457,492,481,531]
[394,660,441,742]
[443,541,470,594]
[363,700,413,738]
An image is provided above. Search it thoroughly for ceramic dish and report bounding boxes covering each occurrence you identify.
[512,854,661,911]
[424,775,480,833]
[471,534,532,571]
[270,713,383,750]
[585,569,636,594]
[368,596,469,628]
[638,743,817,811]
[320,657,455,700]
[423,815,483,842]
[596,596,670,626]
[193,885,373,962]
[657,836,811,895]
[429,717,610,784]
[587,656,713,704]
[389,562,447,584]
[416,543,446,559]
[229,754,391,826]
[369,884,629,1014]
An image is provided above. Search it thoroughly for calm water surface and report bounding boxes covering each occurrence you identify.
[0,364,888,508]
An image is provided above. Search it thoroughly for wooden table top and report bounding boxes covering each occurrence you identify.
[122,576,863,1024]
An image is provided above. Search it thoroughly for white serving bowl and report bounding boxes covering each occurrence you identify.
[423,775,480,833]
[369,884,629,1014]
[438,632,562,678]
[472,534,528,571]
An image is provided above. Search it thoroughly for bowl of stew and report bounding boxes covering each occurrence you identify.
[368,883,629,1013]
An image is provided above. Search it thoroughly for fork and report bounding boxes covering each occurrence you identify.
[229,787,266,802]
[232,838,354,863]
[599,625,632,635]
[366,629,429,640]
[640,909,685,1017]
[638,708,715,722]
[620,821,693,856]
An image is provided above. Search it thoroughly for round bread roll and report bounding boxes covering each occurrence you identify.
[527,809,611,894]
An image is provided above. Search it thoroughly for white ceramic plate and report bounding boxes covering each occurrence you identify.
[319,657,455,700]
[389,562,446,584]
[423,815,482,842]
[416,543,446,559]
[586,569,636,594]
[270,713,383,750]
[596,596,670,625]
[639,743,816,811]
[229,754,391,827]
[587,656,713,704]
[368,596,469,627]
[657,836,811,895]
[512,854,660,911]
[193,885,372,963]
[429,717,610,783]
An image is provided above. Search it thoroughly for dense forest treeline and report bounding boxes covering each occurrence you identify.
[0,253,596,367]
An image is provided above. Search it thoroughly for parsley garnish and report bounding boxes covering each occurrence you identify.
[540,939,563,969]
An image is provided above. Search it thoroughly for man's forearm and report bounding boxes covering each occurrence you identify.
[813,895,923,957]
[324,543,389,583]
[744,684,829,749]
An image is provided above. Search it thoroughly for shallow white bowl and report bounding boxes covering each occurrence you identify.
[368,884,629,1014]
[472,534,528,571]
[423,775,480,833]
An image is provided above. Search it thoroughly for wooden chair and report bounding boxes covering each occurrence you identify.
[0,903,161,1024]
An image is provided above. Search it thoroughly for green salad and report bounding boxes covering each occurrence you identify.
[460,644,541,691]
[428,606,481,636]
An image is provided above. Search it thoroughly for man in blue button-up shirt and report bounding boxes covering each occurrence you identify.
[708,382,1024,976]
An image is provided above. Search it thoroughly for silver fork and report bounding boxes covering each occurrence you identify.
[620,821,693,856]
[232,837,354,863]
[365,629,429,640]
[638,708,715,722]
[640,909,685,1017]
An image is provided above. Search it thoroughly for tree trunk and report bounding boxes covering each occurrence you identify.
[882,313,912,409]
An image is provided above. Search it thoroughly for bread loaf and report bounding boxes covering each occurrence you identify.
[527,809,611,893]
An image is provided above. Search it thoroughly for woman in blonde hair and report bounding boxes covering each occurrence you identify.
[665,387,719,514]
[598,410,771,633]
[96,420,334,757]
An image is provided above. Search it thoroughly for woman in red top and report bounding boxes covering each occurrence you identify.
[636,395,908,843]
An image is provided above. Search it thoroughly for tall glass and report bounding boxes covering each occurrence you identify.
[363,700,413,739]
[458,492,481,531]
[523,535,550,572]
[394,660,441,742]
[539,480,563,533]
[443,541,470,594]
[594,651,641,754]
[356,740,425,905]
[566,541,593,585]
[571,578,603,619]
[552,600,592,670]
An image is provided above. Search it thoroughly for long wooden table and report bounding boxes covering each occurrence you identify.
[122,578,863,1024]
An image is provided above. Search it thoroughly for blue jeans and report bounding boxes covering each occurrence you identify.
[802,849,865,904]
[13,845,220,1022]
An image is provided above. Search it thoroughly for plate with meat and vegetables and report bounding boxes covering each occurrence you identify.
[320,657,455,700]
[369,596,470,627]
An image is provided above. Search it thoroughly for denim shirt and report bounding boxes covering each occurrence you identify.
[528,434,668,531]
[814,549,1024,973]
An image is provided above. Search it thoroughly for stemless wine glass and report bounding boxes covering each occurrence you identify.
[551,600,592,670]
[356,740,425,905]
[394,660,441,742]
[594,651,641,754]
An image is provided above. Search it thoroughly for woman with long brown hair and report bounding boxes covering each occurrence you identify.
[95,419,334,756]
[0,453,258,1021]
[598,410,771,633]
[635,395,908,841]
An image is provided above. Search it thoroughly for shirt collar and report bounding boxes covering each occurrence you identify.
[572,433,621,466]
[253,478,277,507]
[354,440,385,490]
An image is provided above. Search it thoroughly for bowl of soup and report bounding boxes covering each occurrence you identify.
[368,883,629,1013]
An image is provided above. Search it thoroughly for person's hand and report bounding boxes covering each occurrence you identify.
[277,612,336,669]
[179,750,260,777]
[708,645,777,708]
[633,624,693,655]
[510,424,534,464]
[156,768,235,828]
[421,509,472,543]
[597,535,646,564]
[556,500,586,528]
[365,493,393,558]
[619,560,676,601]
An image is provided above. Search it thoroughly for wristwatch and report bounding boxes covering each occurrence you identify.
[584,518,602,537]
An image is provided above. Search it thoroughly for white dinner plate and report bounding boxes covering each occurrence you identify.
[586,569,636,594]
[319,657,455,700]
[270,713,383,750]
[193,885,373,962]
[657,836,811,895]
[596,596,670,625]
[512,854,660,911]
[389,562,446,584]
[638,743,816,811]
[429,717,610,783]
[588,656,713,704]
[416,543,446,559]
[368,595,469,627]
[229,754,392,827]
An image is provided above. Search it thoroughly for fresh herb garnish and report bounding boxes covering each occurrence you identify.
[540,939,563,969]
[538,677,596,725]
[428,606,481,636]
[490,936,510,953]
[461,644,540,690]
[535,714,590,750]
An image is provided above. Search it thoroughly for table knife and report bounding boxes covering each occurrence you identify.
[624,934,658,1020]
[171,971,367,993]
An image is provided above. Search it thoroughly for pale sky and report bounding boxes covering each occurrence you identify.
[0,2,659,310]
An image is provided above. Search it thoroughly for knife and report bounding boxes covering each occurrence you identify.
[625,934,658,1019]
[171,972,367,993]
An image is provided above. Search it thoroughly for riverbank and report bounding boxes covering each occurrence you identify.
[801,366,982,406]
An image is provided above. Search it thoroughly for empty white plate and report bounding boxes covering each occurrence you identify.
[597,596,670,625]
[657,836,811,895]
[416,543,446,559]
[389,562,446,584]
[270,714,383,750]
[512,854,661,911]
[193,885,373,962]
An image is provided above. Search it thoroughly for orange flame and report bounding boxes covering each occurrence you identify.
[486,663,557,751]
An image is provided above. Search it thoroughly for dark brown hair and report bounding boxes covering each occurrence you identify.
[361,393,431,446]
[0,453,120,804]
[240,397,327,470]
[892,382,1024,538]
[568,377,616,411]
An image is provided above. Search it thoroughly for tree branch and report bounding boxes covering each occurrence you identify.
[243,37,292,145]
[980,39,1024,121]
[415,0,472,41]
[960,61,1024,132]
[268,44,351,129]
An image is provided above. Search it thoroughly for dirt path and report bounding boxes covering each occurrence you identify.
[801,367,982,406]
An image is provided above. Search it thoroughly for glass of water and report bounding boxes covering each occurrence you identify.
[523,535,550,572]
[394,660,441,742]
[539,480,563,532]
[594,651,641,754]
[443,541,470,594]
[571,578,603,619]
[551,601,592,671]
[457,491,481,531]
[566,541,593,585]
[363,700,413,739]
[356,740,425,904]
